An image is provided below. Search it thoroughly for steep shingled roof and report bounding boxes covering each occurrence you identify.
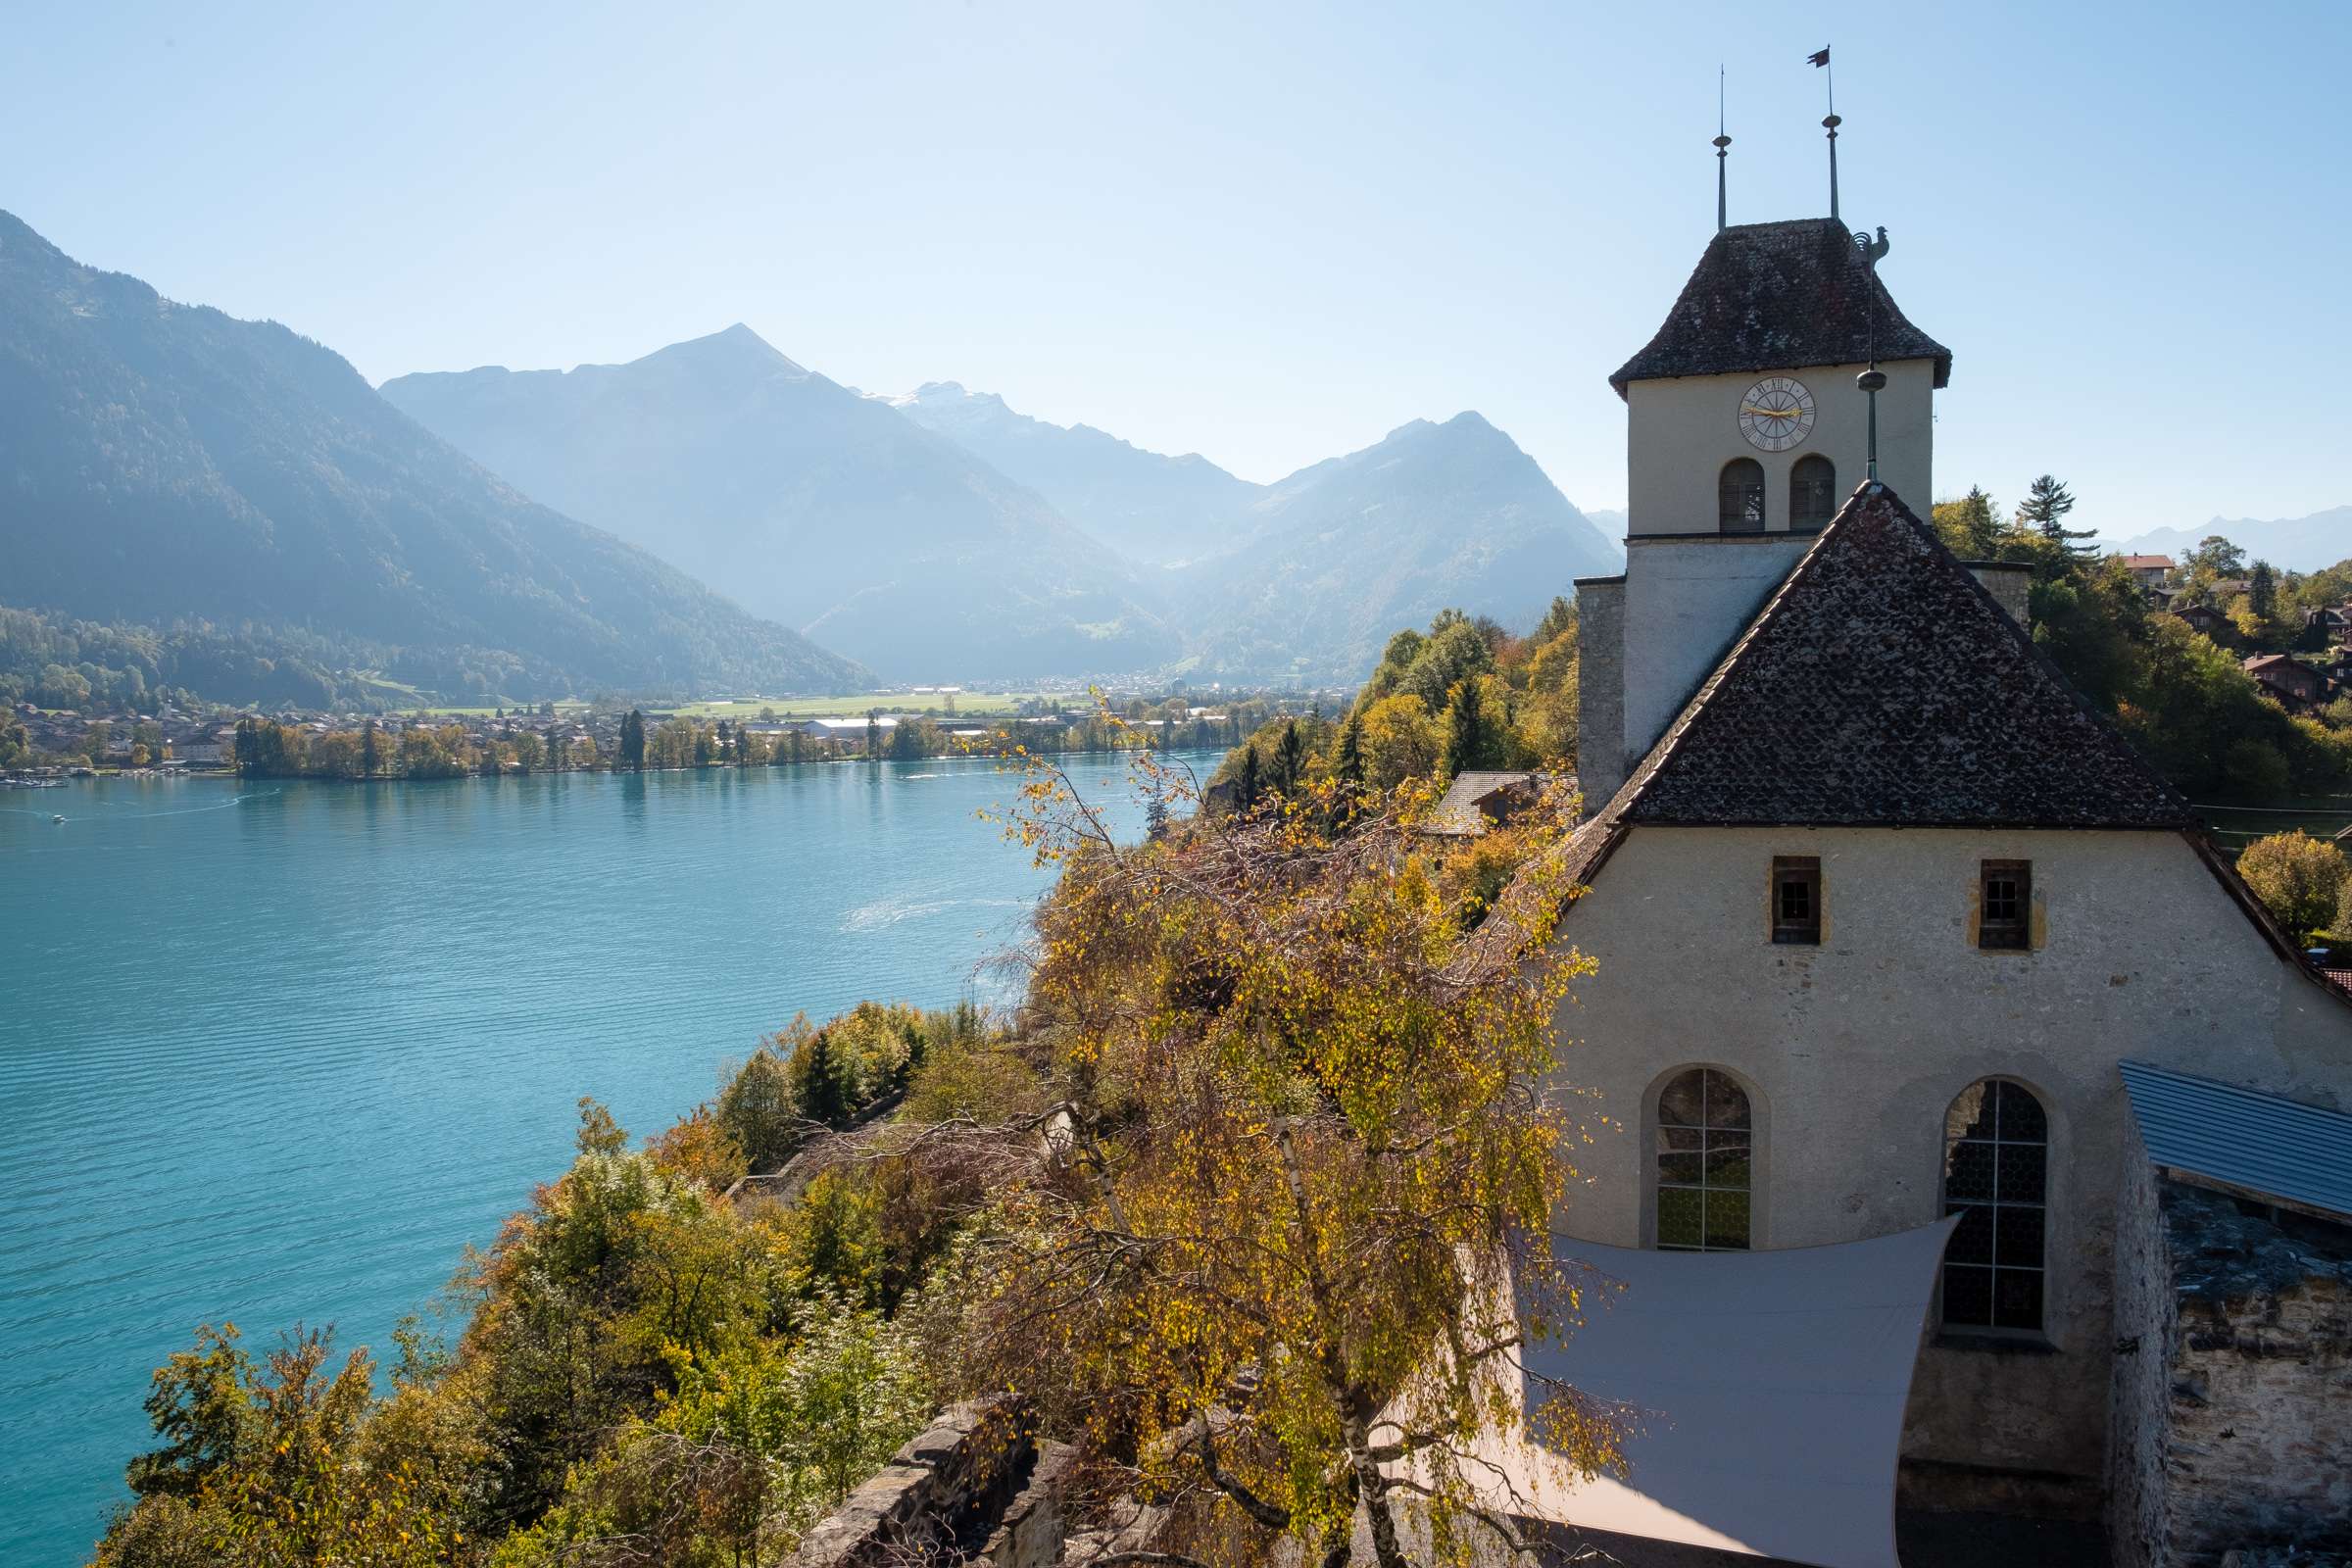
[1610,219,1951,397]
[1615,482,2193,829]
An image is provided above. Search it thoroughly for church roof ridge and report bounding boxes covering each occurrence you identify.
[1606,481,2193,830]
[1609,217,1951,397]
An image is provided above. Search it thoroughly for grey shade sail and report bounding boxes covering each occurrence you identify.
[1491,1217,1958,1568]
[2120,1059,2352,1221]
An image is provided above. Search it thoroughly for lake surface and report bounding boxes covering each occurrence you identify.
[0,754,1208,1565]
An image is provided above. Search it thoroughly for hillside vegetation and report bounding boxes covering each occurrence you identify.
[88,753,1607,1568]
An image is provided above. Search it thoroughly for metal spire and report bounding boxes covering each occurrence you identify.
[1714,67,1732,232]
[1813,46,1839,220]
[1854,223,1890,481]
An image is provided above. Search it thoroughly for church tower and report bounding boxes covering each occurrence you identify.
[1576,218,1951,803]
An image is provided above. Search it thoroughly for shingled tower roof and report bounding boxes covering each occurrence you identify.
[1611,482,2191,830]
[1610,218,1952,397]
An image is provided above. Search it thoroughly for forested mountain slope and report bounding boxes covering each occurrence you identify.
[0,213,866,699]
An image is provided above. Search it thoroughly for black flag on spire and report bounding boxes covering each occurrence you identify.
[1808,46,1830,67]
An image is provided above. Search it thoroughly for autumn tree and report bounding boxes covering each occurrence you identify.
[2237,829,2349,945]
[850,749,1620,1567]
[1931,486,2005,559]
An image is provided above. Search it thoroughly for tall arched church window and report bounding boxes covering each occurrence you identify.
[1655,1067,1752,1250]
[1719,459,1766,533]
[1940,1079,2047,1332]
[1790,455,1837,531]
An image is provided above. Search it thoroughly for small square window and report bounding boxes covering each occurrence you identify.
[1980,859,2031,951]
[1772,857,1820,945]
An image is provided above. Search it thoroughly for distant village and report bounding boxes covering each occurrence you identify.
[0,684,1333,781]
[2115,550,2352,710]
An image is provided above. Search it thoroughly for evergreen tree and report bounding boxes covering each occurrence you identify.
[1273,719,1305,797]
[1237,744,1261,808]
[865,714,881,760]
[360,720,381,779]
[797,1031,853,1129]
[2249,561,2278,619]
[1335,712,1365,790]
[1444,678,1490,780]
[618,709,646,770]
[1931,486,2005,558]
[1145,790,1171,840]
[2017,474,2092,553]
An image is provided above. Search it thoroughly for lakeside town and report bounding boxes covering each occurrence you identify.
[0,685,1333,782]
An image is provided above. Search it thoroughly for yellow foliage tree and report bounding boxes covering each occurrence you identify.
[867,748,1619,1566]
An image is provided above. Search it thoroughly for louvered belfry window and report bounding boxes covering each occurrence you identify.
[1719,459,1766,532]
[1790,455,1837,530]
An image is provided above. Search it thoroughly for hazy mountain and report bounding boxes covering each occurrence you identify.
[2101,509,2350,574]
[1584,507,1628,537]
[888,381,1261,565]
[382,331,1180,681]
[1176,414,1623,681]
[0,212,866,700]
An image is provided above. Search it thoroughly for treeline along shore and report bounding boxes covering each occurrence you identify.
[221,700,1297,781]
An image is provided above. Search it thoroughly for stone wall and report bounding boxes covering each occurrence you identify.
[784,1398,1036,1568]
[1574,577,1626,805]
[2109,1151,2352,1568]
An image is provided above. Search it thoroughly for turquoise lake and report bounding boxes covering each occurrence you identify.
[0,754,1209,1565]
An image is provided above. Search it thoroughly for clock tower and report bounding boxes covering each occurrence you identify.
[1576,217,1951,803]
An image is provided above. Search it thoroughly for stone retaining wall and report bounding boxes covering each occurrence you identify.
[2109,1147,2352,1568]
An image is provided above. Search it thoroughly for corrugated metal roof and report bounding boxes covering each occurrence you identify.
[2120,1060,2352,1221]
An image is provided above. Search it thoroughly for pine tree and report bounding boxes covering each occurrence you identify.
[360,720,381,779]
[1237,745,1261,809]
[1145,790,1171,840]
[619,709,646,770]
[2017,474,2091,553]
[2249,561,2278,619]
[1274,719,1305,798]
[798,1031,853,1129]
[1444,679,1489,780]
[1932,486,2005,559]
[1335,712,1364,790]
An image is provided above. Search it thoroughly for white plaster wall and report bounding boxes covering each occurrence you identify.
[1625,358,1936,536]
[1618,535,1812,768]
[1543,825,2352,1493]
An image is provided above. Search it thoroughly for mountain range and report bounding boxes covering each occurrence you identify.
[0,213,867,700]
[388,339,1623,683]
[2099,510,2351,574]
[887,381,1263,566]
[2,207,1629,699]
[380,332,1183,681]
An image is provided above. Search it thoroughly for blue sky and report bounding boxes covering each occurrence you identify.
[7,0,2345,538]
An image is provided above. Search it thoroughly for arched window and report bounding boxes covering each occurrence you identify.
[1654,1067,1752,1251]
[1940,1079,2047,1332]
[1718,459,1765,533]
[1790,455,1837,531]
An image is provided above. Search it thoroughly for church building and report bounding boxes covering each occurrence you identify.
[1536,199,2352,1552]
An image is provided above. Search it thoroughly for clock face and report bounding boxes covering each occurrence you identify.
[1738,375,1816,452]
